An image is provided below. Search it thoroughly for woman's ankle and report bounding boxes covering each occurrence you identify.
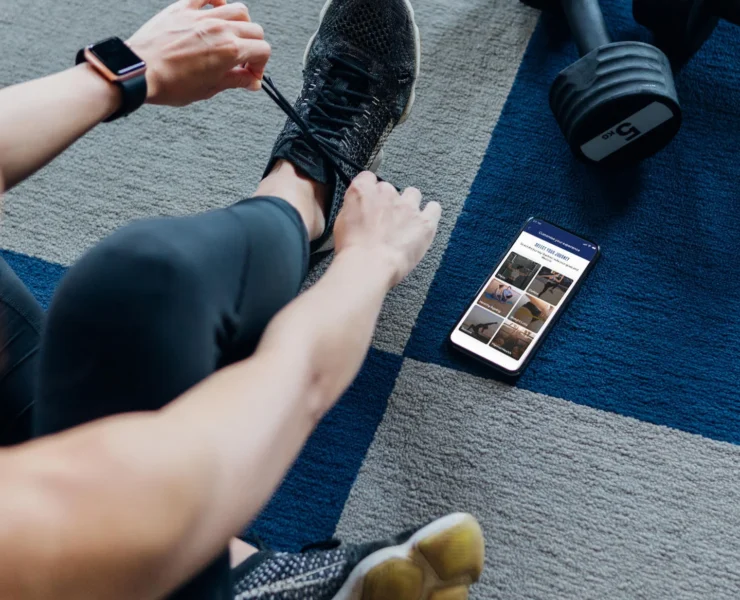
[255,160,328,241]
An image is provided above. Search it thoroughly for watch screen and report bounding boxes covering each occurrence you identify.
[90,38,145,77]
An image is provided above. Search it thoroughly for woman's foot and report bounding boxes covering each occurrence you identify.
[262,0,421,255]
[233,513,485,600]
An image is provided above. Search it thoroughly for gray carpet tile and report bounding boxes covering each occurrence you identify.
[337,358,740,599]
[0,0,537,357]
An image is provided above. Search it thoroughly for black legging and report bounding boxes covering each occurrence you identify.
[0,257,44,445]
[1,196,308,599]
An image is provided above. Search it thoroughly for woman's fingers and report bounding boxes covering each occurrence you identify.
[218,66,261,92]
[233,39,271,73]
[206,2,251,22]
[229,21,264,40]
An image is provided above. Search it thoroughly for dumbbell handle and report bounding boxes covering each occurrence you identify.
[714,0,740,25]
[561,0,612,56]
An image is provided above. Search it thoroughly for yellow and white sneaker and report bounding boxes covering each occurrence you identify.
[233,513,485,600]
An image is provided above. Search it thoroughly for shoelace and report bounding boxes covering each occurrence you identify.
[260,58,399,191]
[302,56,377,142]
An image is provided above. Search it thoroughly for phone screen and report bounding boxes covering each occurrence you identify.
[449,219,599,374]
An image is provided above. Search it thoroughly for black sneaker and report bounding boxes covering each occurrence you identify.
[233,513,484,600]
[263,0,421,255]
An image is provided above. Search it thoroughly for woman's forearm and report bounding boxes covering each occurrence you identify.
[0,63,120,190]
[0,248,397,600]
[161,247,397,553]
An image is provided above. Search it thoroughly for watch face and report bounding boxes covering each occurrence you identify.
[89,37,145,77]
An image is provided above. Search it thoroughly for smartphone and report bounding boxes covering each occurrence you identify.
[449,218,600,376]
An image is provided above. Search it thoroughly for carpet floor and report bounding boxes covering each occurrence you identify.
[2,0,740,598]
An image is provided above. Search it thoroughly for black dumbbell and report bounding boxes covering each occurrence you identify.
[634,0,740,62]
[522,0,682,166]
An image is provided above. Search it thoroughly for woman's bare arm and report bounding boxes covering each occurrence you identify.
[0,0,269,191]
[0,174,440,600]
[0,65,121,190]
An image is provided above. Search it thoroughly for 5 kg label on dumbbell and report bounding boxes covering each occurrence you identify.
[580,102,675,162]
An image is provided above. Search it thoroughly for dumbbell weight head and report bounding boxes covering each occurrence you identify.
[634,0,717,61]
[634,0,740,62]
[549,41,682,166]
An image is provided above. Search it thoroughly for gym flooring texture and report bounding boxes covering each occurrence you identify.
[2,1,740,598]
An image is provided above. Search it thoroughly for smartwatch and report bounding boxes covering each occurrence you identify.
[76,37,147,123]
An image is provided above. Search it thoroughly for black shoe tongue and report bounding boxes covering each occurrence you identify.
[334,54,369,72]
[275,137,330,185]
[320,55,370,111]
[267,55,371,189]
[327,55,370,95]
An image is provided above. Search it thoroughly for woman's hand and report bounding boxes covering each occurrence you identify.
[334,172,441,288]
[127,0,271,106]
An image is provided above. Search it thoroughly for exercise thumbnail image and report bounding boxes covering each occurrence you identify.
[527,267,573,306]
[460,306,504,344]
[478,279,522,316]
[510,295,555,333]
[490,322,536,360]
[496,253,540,291]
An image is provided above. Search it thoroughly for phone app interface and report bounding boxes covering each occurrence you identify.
[454,220,598,369]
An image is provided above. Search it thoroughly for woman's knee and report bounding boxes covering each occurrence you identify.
[52,219,202,316]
